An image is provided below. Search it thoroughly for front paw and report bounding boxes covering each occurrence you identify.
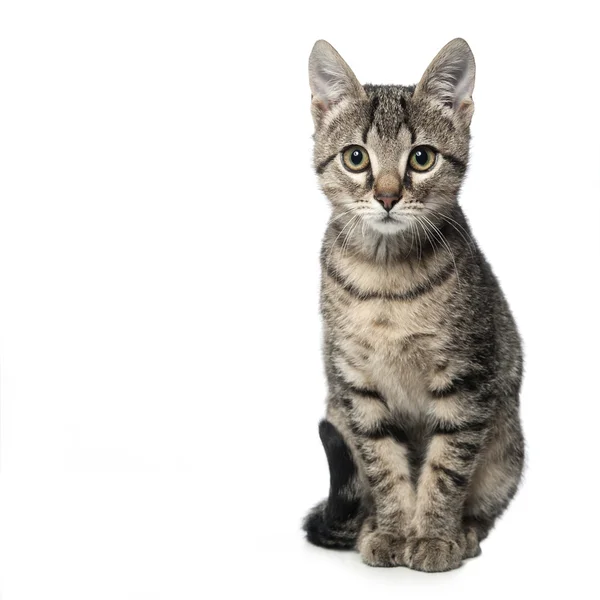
[358,520,406,567]
[404,537,463,572]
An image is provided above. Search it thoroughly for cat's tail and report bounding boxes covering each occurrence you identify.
[303,419,365,549]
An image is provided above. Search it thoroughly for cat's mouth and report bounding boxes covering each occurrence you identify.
[367,213,410,234]
[379,214,404,226]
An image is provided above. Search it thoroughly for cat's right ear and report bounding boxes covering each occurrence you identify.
[309,40,366,128]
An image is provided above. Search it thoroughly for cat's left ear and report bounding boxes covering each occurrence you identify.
[414,38,476,127]
[309,40,367,127]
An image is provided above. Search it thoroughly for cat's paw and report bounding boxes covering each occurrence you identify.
[357,520,406,567]
[404,537,463,572]
[462,527,481,559]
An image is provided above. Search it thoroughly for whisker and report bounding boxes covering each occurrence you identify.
[325,207,359,227]
[421,214,461,288]
[326,214,361,267]
[406,220,413,257]
[426,202,476,257]
[341,215,363,260]
[415,216,439,263]
[414,216,423,263]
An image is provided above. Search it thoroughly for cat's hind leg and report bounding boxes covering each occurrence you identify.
[303,420,365,549]
[462,409,525,557]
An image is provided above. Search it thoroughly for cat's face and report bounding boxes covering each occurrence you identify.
[309,39,475,237]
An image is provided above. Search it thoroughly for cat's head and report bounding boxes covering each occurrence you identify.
[309,39,475,236]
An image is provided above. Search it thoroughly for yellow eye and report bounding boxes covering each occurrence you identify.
[342,146,370,172]
[408,146,437,172]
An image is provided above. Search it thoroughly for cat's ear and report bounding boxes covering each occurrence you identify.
[414,38,476,127]
[309,40,366,127]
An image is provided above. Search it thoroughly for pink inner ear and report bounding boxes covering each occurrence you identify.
[457,98,474,117]
[457,98,473,111]
[312,97,329,113]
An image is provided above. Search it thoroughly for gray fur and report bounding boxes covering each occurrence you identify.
[303,39,524,572]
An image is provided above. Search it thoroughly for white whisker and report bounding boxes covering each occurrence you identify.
[326,214,361,268]
[341,215,363,260]
[415,216,439,263]
[421,214,461,288]
[426,201,476,257]
[325,207,358,228]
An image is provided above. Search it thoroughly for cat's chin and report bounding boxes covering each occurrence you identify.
[367,217,411,235]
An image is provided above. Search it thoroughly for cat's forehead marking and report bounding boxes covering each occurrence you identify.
[363,85,416,176]
[363,85,415,141]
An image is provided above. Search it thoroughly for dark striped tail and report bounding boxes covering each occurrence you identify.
[303,419,364,549]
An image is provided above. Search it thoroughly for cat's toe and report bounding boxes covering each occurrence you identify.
[358,528,406,567]
[462,527,481,559]
[404,537,463,572]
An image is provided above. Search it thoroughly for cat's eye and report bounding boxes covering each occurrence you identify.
[342,146,370,173]
[408,146,437,172]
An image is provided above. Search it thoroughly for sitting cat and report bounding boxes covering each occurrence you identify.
[303,38,524,572]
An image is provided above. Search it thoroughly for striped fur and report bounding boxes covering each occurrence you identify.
[303,39,524,572]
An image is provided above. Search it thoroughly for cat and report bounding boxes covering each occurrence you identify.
[303,38,525,572]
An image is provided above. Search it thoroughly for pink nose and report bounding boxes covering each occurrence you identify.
[375,193,400,212]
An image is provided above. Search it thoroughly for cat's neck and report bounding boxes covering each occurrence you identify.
[325,205,471,269]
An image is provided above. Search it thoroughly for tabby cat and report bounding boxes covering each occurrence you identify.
[303,39,524,572]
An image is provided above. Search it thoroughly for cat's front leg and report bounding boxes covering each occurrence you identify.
[405,399,490,572]
[340,386,416,567]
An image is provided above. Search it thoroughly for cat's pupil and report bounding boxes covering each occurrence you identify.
[415,150,428,165]
[351,150,363,165]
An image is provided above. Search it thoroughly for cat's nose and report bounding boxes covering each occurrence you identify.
[375,193,400,212]
[374,173,401,212]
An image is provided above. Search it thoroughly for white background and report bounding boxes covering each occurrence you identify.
[1,1,599,598]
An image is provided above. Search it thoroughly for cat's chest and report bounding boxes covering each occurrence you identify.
[335,298,444,418]
[344,297,432,341]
